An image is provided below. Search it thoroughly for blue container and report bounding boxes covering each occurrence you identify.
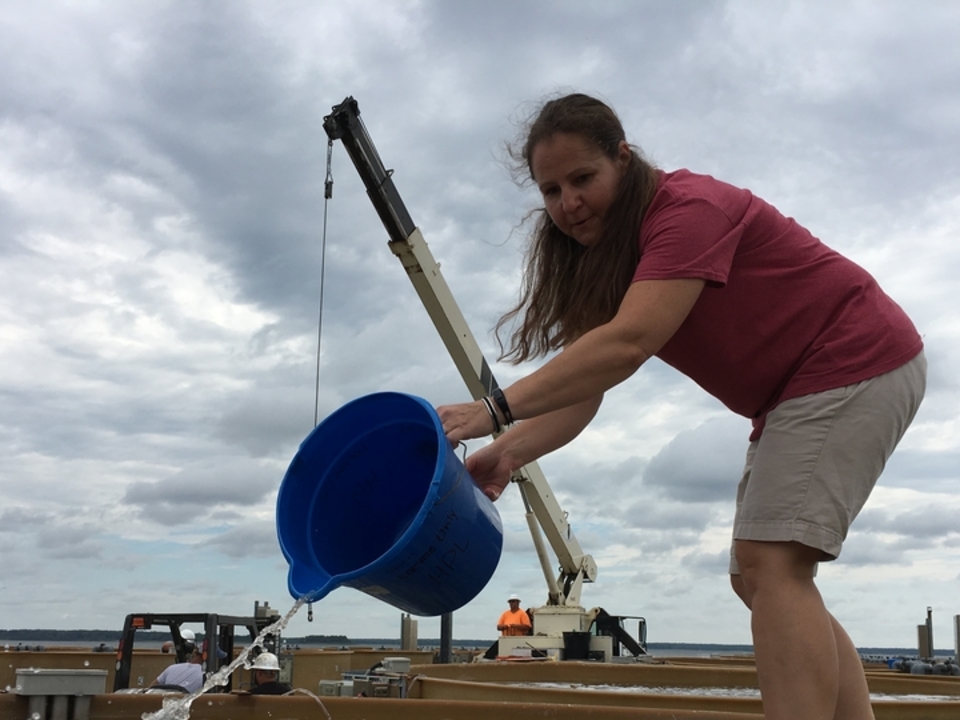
[276,392,503,616]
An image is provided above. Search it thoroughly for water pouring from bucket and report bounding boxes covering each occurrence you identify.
[276,392,503,616]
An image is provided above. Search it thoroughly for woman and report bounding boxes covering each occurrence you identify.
[437,93,925,720]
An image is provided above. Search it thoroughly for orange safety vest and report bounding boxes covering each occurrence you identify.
[497,608,532,636]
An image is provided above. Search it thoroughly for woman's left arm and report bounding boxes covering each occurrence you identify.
[440,277,705,443]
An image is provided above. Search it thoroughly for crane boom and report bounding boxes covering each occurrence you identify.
[322,97,597,607]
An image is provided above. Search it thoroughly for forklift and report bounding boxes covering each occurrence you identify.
[112,601,281,691]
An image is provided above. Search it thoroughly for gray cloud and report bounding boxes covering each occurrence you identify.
[122,458,277,525]
[641,417,749,503]
[882,449,960,493]
[857,504,960,540]
[680,547,731,576]
[37,525,103,560]
[0,509,51,531]
[201,521,281,560]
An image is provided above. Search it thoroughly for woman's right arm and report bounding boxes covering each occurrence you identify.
[466,393,602,501]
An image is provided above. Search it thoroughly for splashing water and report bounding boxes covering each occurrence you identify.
[141,597,307,720]
[286,688,333,720]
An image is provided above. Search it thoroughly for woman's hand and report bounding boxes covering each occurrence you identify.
[463,442,515,501]
[438,393,604,502]
[437,399,496,444]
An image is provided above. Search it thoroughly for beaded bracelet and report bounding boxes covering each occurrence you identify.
[480,396,502,434]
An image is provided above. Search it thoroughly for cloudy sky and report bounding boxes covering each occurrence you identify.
[1,1,958,651]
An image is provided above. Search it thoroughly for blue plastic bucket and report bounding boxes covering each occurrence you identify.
[276,392,503,616]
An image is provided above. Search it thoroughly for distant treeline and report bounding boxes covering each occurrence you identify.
[1,630,124,641]
[0,629,348,644]
[0,629,748,651]
[0,631,937,657]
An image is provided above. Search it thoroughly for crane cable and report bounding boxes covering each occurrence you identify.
[314,138,334,429]
[307,138,334,626]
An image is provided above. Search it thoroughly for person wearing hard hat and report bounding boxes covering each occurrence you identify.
[160,627,195,656]
[248,652,292,695]
[497,593,532,636]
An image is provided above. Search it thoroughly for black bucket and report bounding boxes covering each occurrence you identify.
[562,631,591,660]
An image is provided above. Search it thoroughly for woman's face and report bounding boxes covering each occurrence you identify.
[531,132,630,247]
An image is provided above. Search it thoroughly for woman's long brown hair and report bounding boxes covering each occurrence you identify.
[497,94,660,363]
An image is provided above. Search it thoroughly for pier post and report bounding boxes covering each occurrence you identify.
[401,613,419,651]
[917,607,935,659]
[439,612,453,664]
[953,614,959,661]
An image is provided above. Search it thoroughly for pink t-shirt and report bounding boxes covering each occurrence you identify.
[632,170,922,438]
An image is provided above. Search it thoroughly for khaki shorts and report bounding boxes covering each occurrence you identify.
[729,351,926,575]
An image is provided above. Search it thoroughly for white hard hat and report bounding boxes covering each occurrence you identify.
[508,593,521,602]
[180,629,195,641]
[250,652,281,672]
